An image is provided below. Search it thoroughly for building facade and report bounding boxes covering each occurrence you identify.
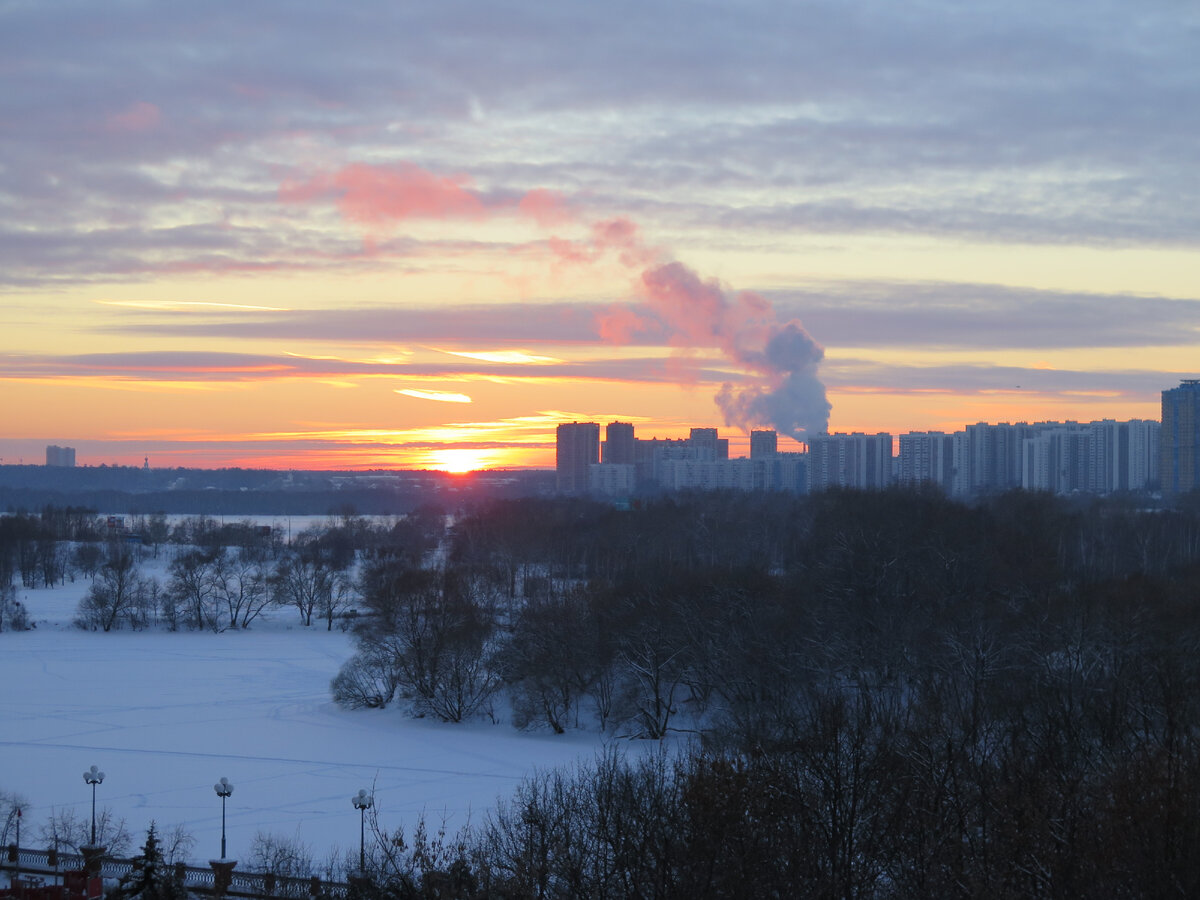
[1162,380,1200,495]
[602,421,636,465]
[556,422,600,494]
[807,433,893,492]
[750,429,778,458]
[46,445,76,467]
[897,432,955,491]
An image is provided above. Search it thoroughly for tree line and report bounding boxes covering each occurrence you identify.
[0,509,442,634]
[325,488,1200,896]
[11,489,1200,895]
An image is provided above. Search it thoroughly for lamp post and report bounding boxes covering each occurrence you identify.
[213,778,234,860]
[351,790,373,875]
[82,766,105,846]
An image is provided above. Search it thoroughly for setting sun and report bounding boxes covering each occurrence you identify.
[423,447,511,473]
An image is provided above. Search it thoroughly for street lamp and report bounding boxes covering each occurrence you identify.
[351,790,373,874]
[82,766,105,846]
[213,778,234,860]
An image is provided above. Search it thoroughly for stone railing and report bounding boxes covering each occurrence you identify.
[2,848,349,899]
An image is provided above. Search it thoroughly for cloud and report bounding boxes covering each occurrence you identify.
[439,349,564,364]
[98,280,1200,355]
[543,217,661,268]
[822,358,1171,402]
[3,1,1197,267]
[770,282,1200,350]
[105,101,162,133]
[103,303,606,344]
[396,388,473,403]
[0,349,738,386]
[517,188,572,227]
[280,162,583,247]
[280,163,487,226]
[95,299,291,312]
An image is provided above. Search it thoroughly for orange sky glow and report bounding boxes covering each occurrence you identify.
[1,4,1194,471]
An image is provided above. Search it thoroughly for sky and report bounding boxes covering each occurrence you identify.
[2,0,1198,471]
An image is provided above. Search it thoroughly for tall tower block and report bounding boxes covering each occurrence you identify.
[1161,380,1200,495]
[556,422,600,494]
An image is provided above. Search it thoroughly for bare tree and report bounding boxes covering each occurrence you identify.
[75,544,144,632]
[143,513,171,559]
[271,552,333,627]
[1,789,29,846]
[321,571,356,631]
[39,805,131,855]
[331,638,402,709]
[165,548,223,631]
[70,542,103,582]
[214,553,271,629]
[0,584,30,633]
[248,831,314,879]
[36,538,66,588]
[157,822,196,865]
[503,589,604,733]
[334,562,499,722]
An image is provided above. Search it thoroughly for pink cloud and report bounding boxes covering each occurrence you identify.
[591,217,658,267]
[547,235,594,264]
[334,163,486,225]
[595,304,657,343]
[106,101,161,133]
[517,188,572,227]
[283,164,583,246]
[545,216,661,268]
[640,262,729,349]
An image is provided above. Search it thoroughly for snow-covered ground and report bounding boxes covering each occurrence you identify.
[0,562,607,867]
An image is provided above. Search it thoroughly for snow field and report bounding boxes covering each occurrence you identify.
[0,562,606,866]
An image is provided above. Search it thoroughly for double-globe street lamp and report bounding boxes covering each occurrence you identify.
[82,766,105,846]
[352,790,374,875]
[214,778,234,860]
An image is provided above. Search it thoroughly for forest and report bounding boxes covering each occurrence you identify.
[337,488,1200,897]
[5,488,1200,897]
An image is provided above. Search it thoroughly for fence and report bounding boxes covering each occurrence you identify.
[2,848,349,899]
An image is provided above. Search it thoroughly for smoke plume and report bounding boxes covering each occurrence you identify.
[282,160,832,440]
[633,262,830,442]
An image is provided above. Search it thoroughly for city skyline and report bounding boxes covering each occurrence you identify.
[2,3,1197,470]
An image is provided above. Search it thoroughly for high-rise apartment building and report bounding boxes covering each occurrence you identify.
[898,432,954,491]
[1126,419,1160,491]
[689,427,728,459]
[46,445,76,467]
[1089,419,1160,493]
[556,422,600,494]
[956,423,1033,495]
[750,429,778,458]
[603,421,636,465]
[588,463,636,497]
[1020,424,1091,493]
[1161,380,1200,495]
[807,433,892,492]
[557,401,1171,500]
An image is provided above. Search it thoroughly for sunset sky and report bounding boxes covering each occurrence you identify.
[2,1,1198,471]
